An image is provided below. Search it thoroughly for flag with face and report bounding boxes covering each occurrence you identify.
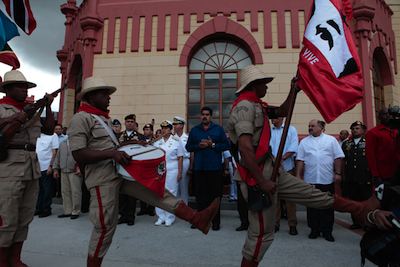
[296,0,363,123]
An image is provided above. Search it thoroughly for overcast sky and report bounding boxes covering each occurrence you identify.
[0,0,81,111]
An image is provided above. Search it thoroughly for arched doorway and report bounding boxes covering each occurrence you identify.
[187,40,253,130]
[372,48,393,124]
[67,56,83,113]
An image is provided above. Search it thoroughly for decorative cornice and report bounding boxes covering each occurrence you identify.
[61,1,78,25]
[353,3,375,39]
[56,49,68,63]
[80,16,103,46]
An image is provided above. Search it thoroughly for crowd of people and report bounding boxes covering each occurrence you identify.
[0,66,399,267]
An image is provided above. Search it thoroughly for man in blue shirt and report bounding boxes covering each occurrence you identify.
[270,117,299,235]
[186,106,230,230]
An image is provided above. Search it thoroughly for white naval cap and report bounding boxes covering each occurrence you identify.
[173,116,186,124]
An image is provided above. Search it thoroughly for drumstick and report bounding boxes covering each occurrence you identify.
[129,147,160,158]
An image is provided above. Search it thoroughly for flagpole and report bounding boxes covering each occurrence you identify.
[270,80,298,183]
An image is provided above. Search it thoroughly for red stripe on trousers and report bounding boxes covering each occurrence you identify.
[252,211,264,261]
[94,186,106,257]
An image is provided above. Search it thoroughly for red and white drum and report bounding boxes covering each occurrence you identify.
[117,144,166,197]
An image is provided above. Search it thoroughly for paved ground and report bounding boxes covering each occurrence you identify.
[22,204,374,267]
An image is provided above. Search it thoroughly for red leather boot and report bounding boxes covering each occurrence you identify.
[0,247,10,267]
[9,242,27,267]
[241,257,259,267]
[87,255,103,267]
[174,198,220,234]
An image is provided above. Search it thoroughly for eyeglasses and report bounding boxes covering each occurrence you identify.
[201,113,210,116]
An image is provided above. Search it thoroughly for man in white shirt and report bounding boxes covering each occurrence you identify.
[270,117,299,235]
[54,123,67,145]
[296,119,344,242]
[35,127,59,217]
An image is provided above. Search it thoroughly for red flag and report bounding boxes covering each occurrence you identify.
[296,0,363,123]
[2,0,36,35]
[0,43,20,69]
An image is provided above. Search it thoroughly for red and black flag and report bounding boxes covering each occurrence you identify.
[0,43,20,69]
[2,0,36,35]
[296,0,363,123]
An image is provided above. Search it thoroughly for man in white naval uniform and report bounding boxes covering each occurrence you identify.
[173,116,191,204]
[153,120,184,226]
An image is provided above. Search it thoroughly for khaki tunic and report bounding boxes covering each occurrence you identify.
[0,104,41,181]
[228,99,333,263]
[0,104,41,246]
[68,112,119,189]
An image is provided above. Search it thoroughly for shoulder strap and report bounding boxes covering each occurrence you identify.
[91,114,119,147]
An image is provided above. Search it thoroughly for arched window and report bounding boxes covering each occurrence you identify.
[187,40,252,130]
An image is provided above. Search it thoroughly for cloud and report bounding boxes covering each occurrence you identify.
[0,0,67,111]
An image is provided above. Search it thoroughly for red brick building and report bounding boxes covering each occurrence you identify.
[57,0,399,134]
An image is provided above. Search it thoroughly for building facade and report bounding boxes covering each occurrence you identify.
[57,0,399,135]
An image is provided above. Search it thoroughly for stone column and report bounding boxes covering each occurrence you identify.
[353,2,375,128]
[80,0,103,79]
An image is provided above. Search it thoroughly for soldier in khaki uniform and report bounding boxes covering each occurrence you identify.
[68,77,220,267]
[228,65,336,267]
[0,70,54,267]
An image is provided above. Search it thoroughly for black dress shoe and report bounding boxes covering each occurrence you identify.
[308,231,319,239]
[323,233,335,242]
[274,225,280,233]
[147,210,155,216]
[70,215,79,220]
[39,211,52,218]
[34,210,40,216]
[58,214,71,218]
[289,226,298,236]
[127,218,135,226]
[235,224,249,231]
[137,210,147,216]
[190,224,196,229]
[212,225,220,231]
[118,217,128,225]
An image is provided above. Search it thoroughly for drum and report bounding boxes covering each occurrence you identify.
[117,144,166,197]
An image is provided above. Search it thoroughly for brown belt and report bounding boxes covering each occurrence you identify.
[7,144,36,151]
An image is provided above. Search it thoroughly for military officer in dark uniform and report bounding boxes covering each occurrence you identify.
[341,121,373,229]
[118,114,146,225]
[136,123,156,216]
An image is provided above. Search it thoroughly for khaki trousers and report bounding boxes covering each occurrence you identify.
[0,179,38,247]
[61,172,82,215]
[88,178,121,258]
[88,177,181,258]
[240,157,334,262]
[275,169,297,227]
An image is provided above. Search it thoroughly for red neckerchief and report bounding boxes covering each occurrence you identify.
[0,96,29,111]
[77,103,110,119]
[232,91,271,186]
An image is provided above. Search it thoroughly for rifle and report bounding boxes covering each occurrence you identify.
[0,87,64,161]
